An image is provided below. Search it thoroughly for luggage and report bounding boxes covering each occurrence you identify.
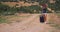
[40,15,45,23]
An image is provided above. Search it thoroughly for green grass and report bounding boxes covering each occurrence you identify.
[0,18,7,23]
[56,13,60,16]
[0,17,10,24]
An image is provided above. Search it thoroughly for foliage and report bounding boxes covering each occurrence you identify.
[19,5,41,13]
[0,0,60,15]
[0,3,42,15]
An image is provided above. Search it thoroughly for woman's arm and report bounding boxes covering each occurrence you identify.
[47,7,55,13]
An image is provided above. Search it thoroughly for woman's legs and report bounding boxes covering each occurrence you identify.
[42,13,47,23]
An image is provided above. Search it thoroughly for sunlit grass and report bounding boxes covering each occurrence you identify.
[0,17,9,23]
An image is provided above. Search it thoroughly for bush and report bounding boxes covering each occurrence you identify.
[0,3,43,15]
[19,5,41,13]
[0,3,18,15]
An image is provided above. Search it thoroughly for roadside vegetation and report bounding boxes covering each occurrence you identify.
[48,13,60,32]
[0,17,9,24]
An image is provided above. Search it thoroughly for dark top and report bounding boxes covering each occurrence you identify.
[42,8,47,13]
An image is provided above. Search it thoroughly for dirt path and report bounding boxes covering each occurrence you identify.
[0,14,54,32]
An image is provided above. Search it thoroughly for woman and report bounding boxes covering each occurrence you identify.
[41,3,48,23]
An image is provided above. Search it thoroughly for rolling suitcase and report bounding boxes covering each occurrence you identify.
[40,15,45,23]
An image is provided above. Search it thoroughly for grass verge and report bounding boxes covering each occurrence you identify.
[48,13,60,32]
[0,17,11,24]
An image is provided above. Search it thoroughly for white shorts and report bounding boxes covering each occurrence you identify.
[42,13,47,16]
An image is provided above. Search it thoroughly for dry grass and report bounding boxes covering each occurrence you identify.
[1,1,39,7]
[0,14,40,24]
[48,13,60,32]
[0,13,31,24]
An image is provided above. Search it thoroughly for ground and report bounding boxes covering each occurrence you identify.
[0,14,60,32]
